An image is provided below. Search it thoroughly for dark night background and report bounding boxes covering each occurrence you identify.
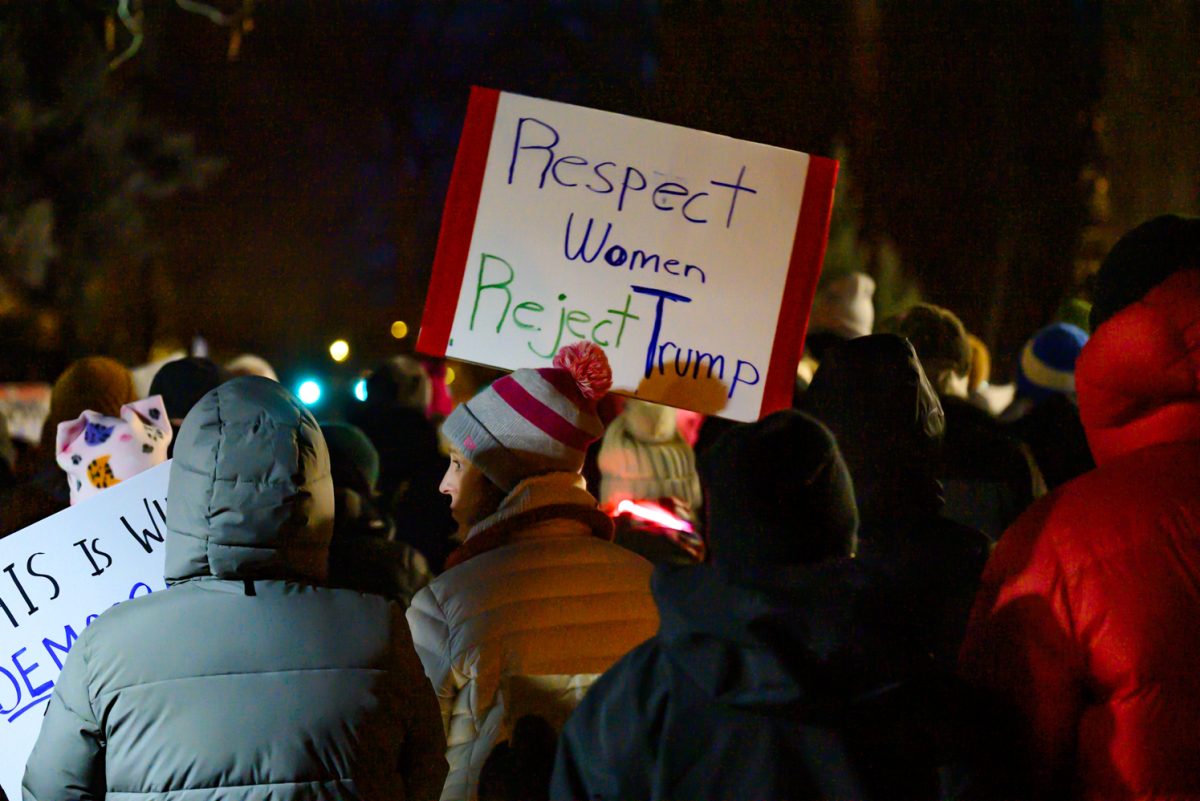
[1,1,1197,390]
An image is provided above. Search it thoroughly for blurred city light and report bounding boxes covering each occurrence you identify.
[353,378,368,402]
[329,340,350,362]
[390,320,409,339]
[445,366,456,386]
[297,380,322,405]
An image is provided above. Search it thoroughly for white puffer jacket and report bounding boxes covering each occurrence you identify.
[406,472,659,801]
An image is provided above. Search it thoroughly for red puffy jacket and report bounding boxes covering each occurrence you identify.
[960,269,1200,801]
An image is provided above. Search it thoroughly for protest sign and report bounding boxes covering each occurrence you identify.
[0,462,170,799]
[0,384,51,445]
[418,87,837,421]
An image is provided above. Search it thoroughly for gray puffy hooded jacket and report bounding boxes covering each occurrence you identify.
[23,377,447,801]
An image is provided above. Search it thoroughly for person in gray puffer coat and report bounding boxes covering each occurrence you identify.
[22,376,447,801]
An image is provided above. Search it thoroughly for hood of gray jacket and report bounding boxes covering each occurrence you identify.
[165,376,334,584]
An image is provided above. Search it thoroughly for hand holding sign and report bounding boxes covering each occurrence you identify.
[420,88,837,421]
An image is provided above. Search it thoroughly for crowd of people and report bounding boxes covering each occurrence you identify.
[1,213,1198,800]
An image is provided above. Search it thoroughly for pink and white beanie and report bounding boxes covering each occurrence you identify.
[441,342,613,493]
[56,395,173,505]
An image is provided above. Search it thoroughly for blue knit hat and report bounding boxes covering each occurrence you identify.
[1016,323,1089,403]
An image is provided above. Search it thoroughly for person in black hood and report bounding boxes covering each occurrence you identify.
[347,357,457,572]
[551,410,961,801]
[884,304,1036,540]
[801,334,990,666]
[321,422,433,605]
[149,357,230,457]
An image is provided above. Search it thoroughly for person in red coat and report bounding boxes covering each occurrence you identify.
[959,214,1200,801]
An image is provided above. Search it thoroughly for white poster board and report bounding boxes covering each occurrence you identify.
[0,462,170,798]
[418,88,837,422]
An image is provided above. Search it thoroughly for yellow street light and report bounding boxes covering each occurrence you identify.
[390,320,409,340]
[329,340,350,362]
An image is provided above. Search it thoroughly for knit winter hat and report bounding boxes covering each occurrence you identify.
[809,271,876,340]
[56,395,172,505]
[1091,214,1200,331]
[47,356,137,430]
[225,353,279,382]
[320,422,381,495]
[597,399,702,510]
[441,342,612,493]
[699,409,858,568]
[149,357,231,423]
[1016,322,1089,403]
[365,355,432,412]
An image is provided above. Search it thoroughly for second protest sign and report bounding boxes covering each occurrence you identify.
[0,462,170,799]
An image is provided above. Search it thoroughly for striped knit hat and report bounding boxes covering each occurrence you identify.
[441,342,613,493]
[1016,322,1089,403]
[597,400,702,511]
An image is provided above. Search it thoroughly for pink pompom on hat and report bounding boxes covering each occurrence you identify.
[441,342,613,492]
[56,395,173,505]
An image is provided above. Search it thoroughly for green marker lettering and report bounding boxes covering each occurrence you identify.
[470,254,515,333]
[513,301,544,331]
[565,309,592,338]
[607,294,640,348]
[591,319,612,346]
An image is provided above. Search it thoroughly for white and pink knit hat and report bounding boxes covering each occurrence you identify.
[441,342,612,492]
[56,395,173,505]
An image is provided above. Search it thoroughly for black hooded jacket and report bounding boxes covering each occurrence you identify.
[802,335,990,665]
[552,559,962,801]
[552,409,967,801]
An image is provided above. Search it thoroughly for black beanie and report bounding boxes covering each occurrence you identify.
[698,409,858,567]
[1091,214,1200,330]
[320,422,381,496]
[149,357,230,422]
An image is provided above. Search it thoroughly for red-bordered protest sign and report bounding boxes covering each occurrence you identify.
[419,87,836,421]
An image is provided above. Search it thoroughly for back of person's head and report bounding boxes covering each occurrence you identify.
[365,355,432,412]
[166,376,333,584]
[224,353,279,382]
[597,399,702,511]
[1015,322,1089,404]
[46,356,137,436]
[808,271,876,341]
[699,409,857,568]
[802,335,945,524]
[149,357,231,429]
[887,303,971,395]
[1090,213,1200,330]
[56,396,172,504]
[441,342,612,493]
[320,422,381,497]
